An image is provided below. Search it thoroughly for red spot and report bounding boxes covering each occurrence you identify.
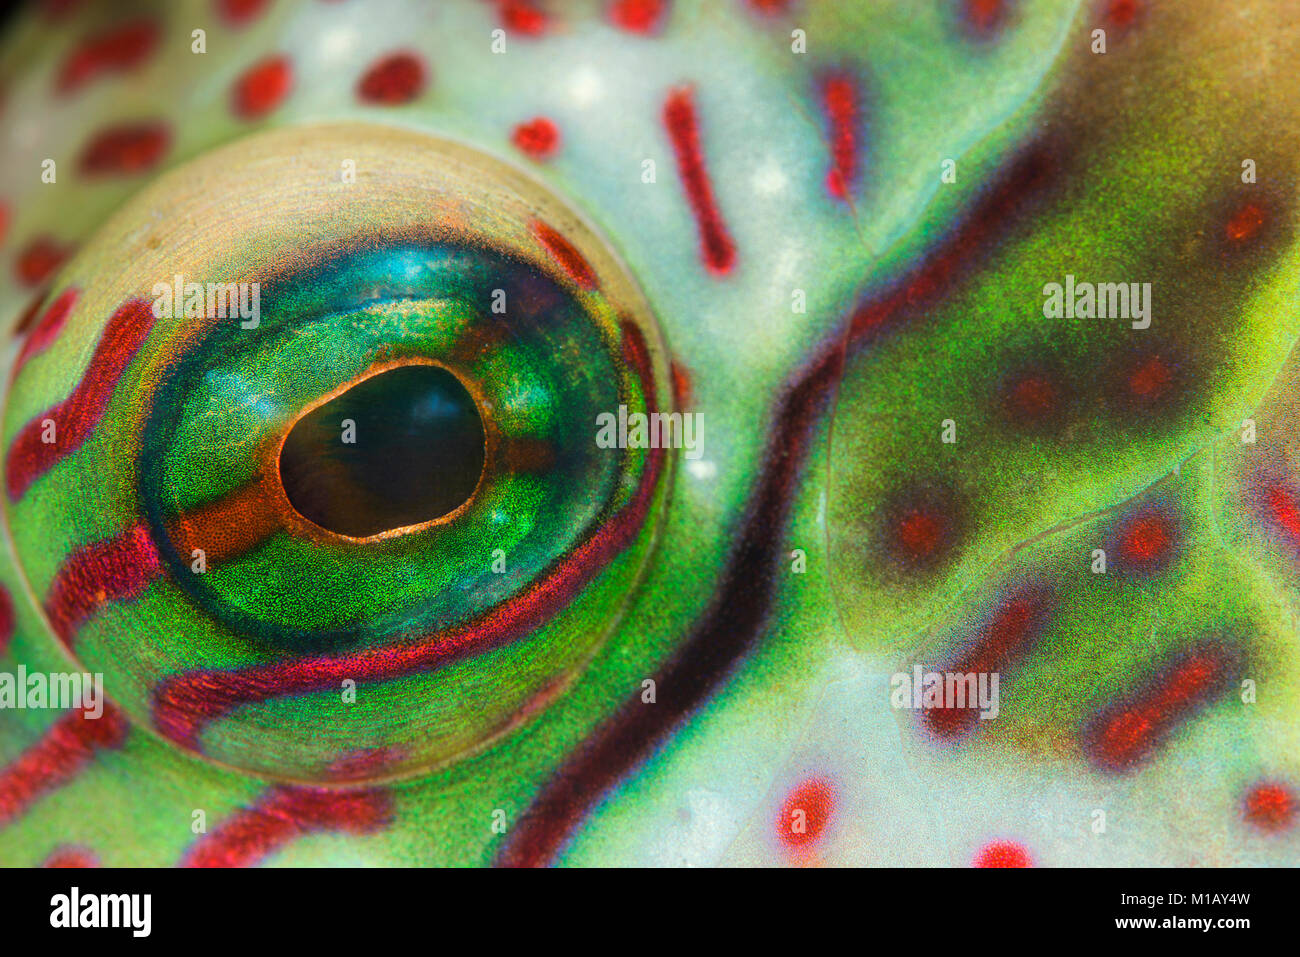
[1085,645,1238,772]
[1117,508,1174,567]
[964,0,1008,35]
[885,484,963,573]
[356,52,426,105]
[778,778,834,850]
[1003,372,1059,426]
[746,0,792,13]
[896,508,943,559]
[662,87,737,276]
[499,0,549,35]
[974,840,1031,867]
[1127,353,1173,402]
[0,705,128,827]
[531,220,597,291]
[14,237,69,287]
[14,287,77,376]
[78,122,170,177]
[180,785,392,867]
[511,117,560,160]
[216,0,271,26]
[232,54,292,119]
[57,19,159,93]
[1225,201,1266,244]
[1243,782,1296,832]
[43,846,100,867]
[1105,0,1141,27]
[6,298,157,502]
[0,202,9,245]
[45,524,163,647]
[1264,482,1300,549]
[821,72,861,202]
[609,0,667,33]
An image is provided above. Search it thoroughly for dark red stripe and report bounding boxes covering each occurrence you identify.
[13,287,77,376]
[6,298,155,502]
[45,523,163,647]
[57,18,159,93]
[923,588,1052,739]
[180,785,392,867]
[822,72,861,201]
[663,87,737,275]
[0,705,128,828]
[532,220,598,290]
[496,141,1057,866]
[1083,644,1241,773]
[78,122,170,177]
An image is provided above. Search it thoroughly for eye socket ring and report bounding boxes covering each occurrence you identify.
[4,121,674,783]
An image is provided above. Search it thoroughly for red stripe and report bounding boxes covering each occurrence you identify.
[532,220,597,290]
[822,72,861,201]
[78,122,170,177]
[56,19,159,94]
[1084,646,1238,772]
[923,590,1050,738]
[496,141,1058,867]
[44,524,163,647]
[848,146,1054,345]
[180,786,392,867]
[0,705,128,827]
[13,287,78,377]
[6,298,156,502]
[662,87,737,275]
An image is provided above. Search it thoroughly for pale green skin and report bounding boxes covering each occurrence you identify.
[1,0,1298,866]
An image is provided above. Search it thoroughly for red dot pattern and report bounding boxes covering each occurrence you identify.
[777,778,834,851]
[232,54,293,119]
[512,117,560,160]
[1244,782,1296,832]
[15,237,70,287]
[499,0,549,35]
[610,0,668,33]
[1225,201,1266,244]
[357,52,427,105]
[974,840,1032,867]
[57,19,159,94]
[78,122,170,177]
[217,0,271,27]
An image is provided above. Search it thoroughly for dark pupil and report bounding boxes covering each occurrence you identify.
[279,364,486,537]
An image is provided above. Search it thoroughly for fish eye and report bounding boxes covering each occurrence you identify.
[4,122,672,784]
